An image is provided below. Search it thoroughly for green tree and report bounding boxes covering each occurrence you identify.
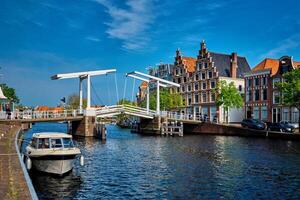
[0,84,20,104]
[67,93,87,109]
[213,80,243,124]
[140,88,184,110]
[117,98,136,106]
[276,68,300,129]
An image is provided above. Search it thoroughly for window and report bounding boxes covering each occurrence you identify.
[194,94,199,103]
[178,78,181,84]
[63,138,74,148]
[261,106,267,121]
[202,82,206,90]
[202,73,206,80]
[208,71,213,79]
[198,63,202,69]
[181,86,185,92]
[262,77,267,86]
[177,87,180,93]
[205,62,208,68]
[273,78,280,88]
[188,85,192,92]
[273,91,280,104]
[238,85,242,92]
[188,95,192,105]
[253,107,259,119]
[255,78,259,86]
[210,81,215,89]
[195,74,199,81]
[246,91,252,102]
[262,89,267,100]
[31,138,37,148]
[184,77,187,83]
[194,82,199,91]
[292,108,299,123]
[37,138,50,149]
[283,107,289,121]
[247,79,252,87]
[255,89,259,101]
[51,138,62,148]
[202,92,207,103]
[210,93,215,102]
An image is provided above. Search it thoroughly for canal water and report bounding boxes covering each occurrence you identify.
[23,122,300,199]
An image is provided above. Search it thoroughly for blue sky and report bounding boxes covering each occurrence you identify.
[0,0,300,106]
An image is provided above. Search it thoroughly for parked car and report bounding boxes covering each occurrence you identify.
[241,119,266,130]
[280,121,299,129]
[267,122,294,133]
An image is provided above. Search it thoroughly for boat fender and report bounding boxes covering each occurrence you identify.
[26,156,32,170]
[80,155,84,166]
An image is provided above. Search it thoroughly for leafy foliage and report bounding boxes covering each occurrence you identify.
[67,93,87,109]
[276,68,300,109]
[276,68,300,128]
[213,80,243,123]
[140,88,184,110]
[117,98,136,106]
[0,84,20,104]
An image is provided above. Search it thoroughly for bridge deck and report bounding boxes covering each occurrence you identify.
[0,116,83,123]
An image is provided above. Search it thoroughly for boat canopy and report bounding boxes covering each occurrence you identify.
[33,132,72,139]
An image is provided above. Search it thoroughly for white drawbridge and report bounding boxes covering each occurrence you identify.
[95,104,156,119]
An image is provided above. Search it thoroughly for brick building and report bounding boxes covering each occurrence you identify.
[244,56,300,123]
[171,40,251,123]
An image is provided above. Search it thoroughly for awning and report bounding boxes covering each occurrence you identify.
[0,87,7,100]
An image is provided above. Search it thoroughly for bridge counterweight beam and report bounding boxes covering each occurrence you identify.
[87,75,91,109]
[79,77,83,113]
[146,85,149,114]
[156,81,160,115]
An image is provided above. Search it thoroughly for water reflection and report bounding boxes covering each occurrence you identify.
[24,123,300,200]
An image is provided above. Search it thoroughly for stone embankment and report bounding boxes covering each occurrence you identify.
[0,123,37,200]
[184,122,300,140]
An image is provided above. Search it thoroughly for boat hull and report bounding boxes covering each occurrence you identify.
[31,155,77,175]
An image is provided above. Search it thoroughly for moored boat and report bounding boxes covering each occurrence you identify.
[25,132,83,175]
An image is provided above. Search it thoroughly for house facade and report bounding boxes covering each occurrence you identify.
[171,40,251,123]
[244,56,300,123]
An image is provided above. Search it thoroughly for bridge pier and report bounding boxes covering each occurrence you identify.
[139,116,164,135]
[72,116,96,137]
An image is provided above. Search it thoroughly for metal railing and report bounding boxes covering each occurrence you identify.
[0,110,81,120]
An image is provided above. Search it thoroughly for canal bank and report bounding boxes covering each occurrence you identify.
[0,123,38,200]
[184,122,300,140]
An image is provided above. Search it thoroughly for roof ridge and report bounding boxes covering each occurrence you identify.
[210,51,246,59]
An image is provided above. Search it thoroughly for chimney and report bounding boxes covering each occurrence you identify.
[230,52,238,78]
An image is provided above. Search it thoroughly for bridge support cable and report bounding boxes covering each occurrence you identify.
[90,79,104,105]
[114,73,119,104]
[122,77,127,104]
[131,78,135,103]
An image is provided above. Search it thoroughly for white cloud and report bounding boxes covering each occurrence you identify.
[94,0,155,50]
[261,34,300,58]
[85,36,101,42]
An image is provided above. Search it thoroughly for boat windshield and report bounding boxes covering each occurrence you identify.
[37,138,50,149]
[51,138,63,148]
[63,138,74,148]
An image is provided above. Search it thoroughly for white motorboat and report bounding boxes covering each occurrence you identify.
[25,132,83,175]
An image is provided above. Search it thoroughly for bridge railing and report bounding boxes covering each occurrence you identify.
[160,111,205,122]
[0,110,81,120]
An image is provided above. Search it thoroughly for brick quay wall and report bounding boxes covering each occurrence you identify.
[0,123,37,200]
[184,122,300,140]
